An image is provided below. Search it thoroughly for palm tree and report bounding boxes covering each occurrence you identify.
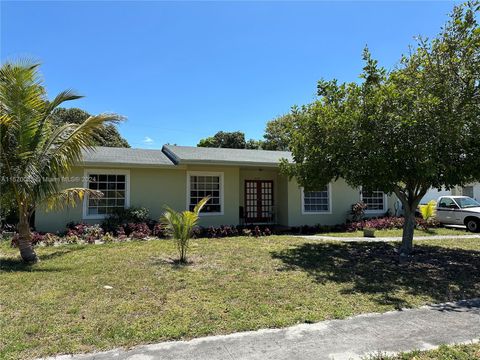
[161,196,210,263]
[0,60,123,263]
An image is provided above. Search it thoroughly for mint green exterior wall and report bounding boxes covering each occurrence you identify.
[285,178,397,227]
[276,175,289,226]
[35,165,240,232]
[34,167,84,232]
[35,164,397,232]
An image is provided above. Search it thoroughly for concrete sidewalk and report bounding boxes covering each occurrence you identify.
[300,234,480,242]
[45,299,480,360]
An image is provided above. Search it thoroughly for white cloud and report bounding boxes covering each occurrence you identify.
[143,136,154,144]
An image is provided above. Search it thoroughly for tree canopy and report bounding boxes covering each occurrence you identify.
[196,122,296,151]
[51,107,129,148]
[282,2,480,254]
[197,131,263,149]
[262,114,295,151]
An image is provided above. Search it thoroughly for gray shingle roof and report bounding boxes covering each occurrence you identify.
[80,145,293,167]
[81,147,175,167]
[163,145,292,166]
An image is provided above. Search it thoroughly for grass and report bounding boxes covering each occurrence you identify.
[1,236,480,359]
[320,227,470,238]
[366,342,480,359]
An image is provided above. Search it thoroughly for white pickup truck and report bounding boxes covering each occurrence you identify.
[436,196,480,232]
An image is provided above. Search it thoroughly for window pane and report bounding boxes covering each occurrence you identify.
[304,186,329,213]
[189,174,222,213]
[87,173,127,216]
[362,189,385,211]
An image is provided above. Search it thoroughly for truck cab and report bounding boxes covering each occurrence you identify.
[436,196,480,232]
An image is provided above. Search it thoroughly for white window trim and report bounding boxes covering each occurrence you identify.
[82,169,131,220]
[301,184,332,215]
[360,187,387,214]
[186,171,224,216]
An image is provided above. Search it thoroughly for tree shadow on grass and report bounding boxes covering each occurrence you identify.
[271,242,480,309]
[0,247,80,272]
[150,256,195,269]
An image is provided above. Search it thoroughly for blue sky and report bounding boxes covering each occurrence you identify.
[2,1,457,148]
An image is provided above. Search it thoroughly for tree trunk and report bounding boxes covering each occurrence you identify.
[394,186,427,257]
[400,208,416,255]
[18,214,38,263]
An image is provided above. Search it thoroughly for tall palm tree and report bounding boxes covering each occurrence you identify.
[161,196,210,263]
[0,60,123,263]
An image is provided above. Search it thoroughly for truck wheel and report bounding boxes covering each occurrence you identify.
[465,218,480,233]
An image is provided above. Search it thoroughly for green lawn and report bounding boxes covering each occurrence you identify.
[366,342,480,359]
[321,227,470,238]
[1,236,480,359]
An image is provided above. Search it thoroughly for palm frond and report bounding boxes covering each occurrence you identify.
[47,113,124,160]
[419,200,437,221]
[46,90,83,113]
[42,188,103,211]
[193,195,211,214]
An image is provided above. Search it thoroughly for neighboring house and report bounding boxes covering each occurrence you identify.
[421,187,455,204]
[35,145,397,232]
[421,183,480,204]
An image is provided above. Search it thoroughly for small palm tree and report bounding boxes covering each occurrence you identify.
[0,60,123,263]
[419,200,437,222]
[161,196,210,263]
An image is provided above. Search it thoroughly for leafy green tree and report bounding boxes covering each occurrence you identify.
[282,2,480,255]
[161,196,210,263]
[245,138,264,149]
[0,61,123,262]
[197,131,247,149]
[51,107,129,148]
[263,113,295,151]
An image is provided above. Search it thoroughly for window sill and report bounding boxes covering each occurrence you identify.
[302,211,332,215]
[198,212,224,217]
[83,215,107,220]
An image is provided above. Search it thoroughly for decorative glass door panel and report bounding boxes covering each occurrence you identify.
[245,180,274,223]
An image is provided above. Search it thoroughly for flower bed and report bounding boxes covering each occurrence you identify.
[346,216,439,232]
[7,223,275,248]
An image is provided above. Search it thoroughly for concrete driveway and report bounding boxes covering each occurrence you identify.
[44,298,480,360]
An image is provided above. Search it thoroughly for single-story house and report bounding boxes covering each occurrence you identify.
[35,145,398,232]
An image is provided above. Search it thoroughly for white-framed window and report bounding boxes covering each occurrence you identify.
[360,188,386,213]
[301,184,332,214]
[187,171,224,215]
[83,169,130,219]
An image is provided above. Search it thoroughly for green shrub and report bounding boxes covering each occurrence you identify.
[102,207,151,233]
[101,232,116,243]
[64,235,80,244]
[43,233,60,246]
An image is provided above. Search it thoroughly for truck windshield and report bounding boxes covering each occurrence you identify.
[456,197,480,209]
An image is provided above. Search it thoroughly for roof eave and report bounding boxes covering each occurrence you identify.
[78,161,184,169]
[180,159,289,167]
